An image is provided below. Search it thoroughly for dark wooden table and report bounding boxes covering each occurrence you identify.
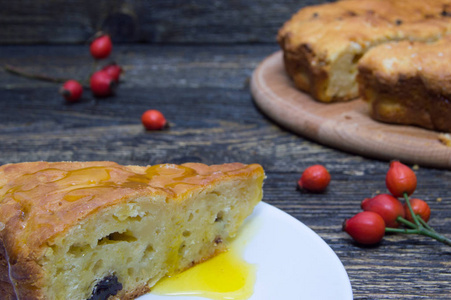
[1,43,450,299]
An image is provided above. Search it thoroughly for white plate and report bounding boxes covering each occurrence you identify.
[139,202,353,300]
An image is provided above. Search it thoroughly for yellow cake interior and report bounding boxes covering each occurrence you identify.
[42,177,262,300]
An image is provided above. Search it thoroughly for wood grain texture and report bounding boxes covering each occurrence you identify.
[0,44,450,299]
[0,0,331,44]
[251,51,451,169]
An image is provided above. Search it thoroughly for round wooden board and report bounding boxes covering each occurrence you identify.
[251,51,451,169]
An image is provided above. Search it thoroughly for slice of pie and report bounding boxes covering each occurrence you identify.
[0,161,264,300]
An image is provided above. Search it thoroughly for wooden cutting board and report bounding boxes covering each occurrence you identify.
[251,51,451,169]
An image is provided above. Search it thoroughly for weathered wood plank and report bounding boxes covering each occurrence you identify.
[0,0,332,44]
[0,44,450,298]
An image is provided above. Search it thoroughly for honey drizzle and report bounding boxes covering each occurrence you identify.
[4,164,226,205]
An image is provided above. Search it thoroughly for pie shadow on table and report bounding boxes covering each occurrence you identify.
[251,51,451,169]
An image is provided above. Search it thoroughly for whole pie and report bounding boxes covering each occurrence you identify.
[278,0,451,103]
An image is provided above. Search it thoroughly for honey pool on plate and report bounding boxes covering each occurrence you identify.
[149,213,260,300]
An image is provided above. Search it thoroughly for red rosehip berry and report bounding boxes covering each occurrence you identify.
[90,35,113,60]
[404,198,431,223]
[141,110,168,130]
[297,164,331,193]
[90,70,116,97]
[385,161,417,198]
[60,80,83,102]
[343,211,385,245]
[102,64,123,82]
[361,194,405,228]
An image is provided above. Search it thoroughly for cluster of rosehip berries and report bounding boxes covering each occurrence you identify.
[343,161,450,246]
[60,34,122,101]
[59,33,168,131]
